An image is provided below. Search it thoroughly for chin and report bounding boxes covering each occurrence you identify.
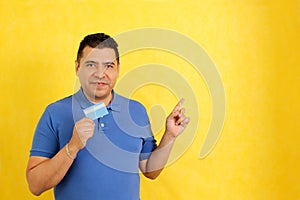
[95,91,110,99]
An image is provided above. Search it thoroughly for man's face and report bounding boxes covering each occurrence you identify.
[76,46,119,104]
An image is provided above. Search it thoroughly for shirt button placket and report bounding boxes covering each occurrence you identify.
[98,117,105,133]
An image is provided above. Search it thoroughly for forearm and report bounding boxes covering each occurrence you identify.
[142,99,189,179]
[144,131,176,179]
[26,144,78,196]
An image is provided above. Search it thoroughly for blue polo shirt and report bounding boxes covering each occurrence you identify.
[30,89,157,200]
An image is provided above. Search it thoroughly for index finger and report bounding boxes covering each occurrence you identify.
[172,98,185,112]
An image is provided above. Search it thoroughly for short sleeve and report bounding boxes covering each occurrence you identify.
[140,136,157,161]
[127,100,158,161]
[30,106,59,158]
[126,100,157,160]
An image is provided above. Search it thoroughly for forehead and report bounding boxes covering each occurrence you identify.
[81,46,117,62]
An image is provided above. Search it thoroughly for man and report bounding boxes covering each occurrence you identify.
[26,33,190,200]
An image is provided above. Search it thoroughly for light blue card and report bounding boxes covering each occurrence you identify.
[83,102,108,120]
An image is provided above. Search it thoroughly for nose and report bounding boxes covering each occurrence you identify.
[94,66,107,78]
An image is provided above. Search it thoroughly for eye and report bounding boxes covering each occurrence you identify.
[86,63,95,67]
[86,63,96,68]
[105,64,113,69]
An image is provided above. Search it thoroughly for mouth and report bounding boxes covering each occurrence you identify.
[97,82,107,86]
[90,81,109,87]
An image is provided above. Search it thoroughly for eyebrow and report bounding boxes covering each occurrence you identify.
[83,60,116,66]
[83,60,99,65]
[102,61,116,65]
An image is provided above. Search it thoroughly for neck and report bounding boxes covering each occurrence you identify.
[83,90,113,106]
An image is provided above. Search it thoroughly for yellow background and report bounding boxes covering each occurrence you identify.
[1,0,299,199]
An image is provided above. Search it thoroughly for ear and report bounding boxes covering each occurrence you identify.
[116,62,120,74]
[75,60,80,75]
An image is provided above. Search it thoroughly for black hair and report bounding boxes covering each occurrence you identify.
[76,33,119,63]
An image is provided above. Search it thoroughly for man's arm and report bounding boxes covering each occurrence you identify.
[139,99,190,179]
[26,149,75,196]
[26,118,94,196]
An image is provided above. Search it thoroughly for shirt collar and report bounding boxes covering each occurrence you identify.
[107,91,121,112]
[74,88,121,112]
